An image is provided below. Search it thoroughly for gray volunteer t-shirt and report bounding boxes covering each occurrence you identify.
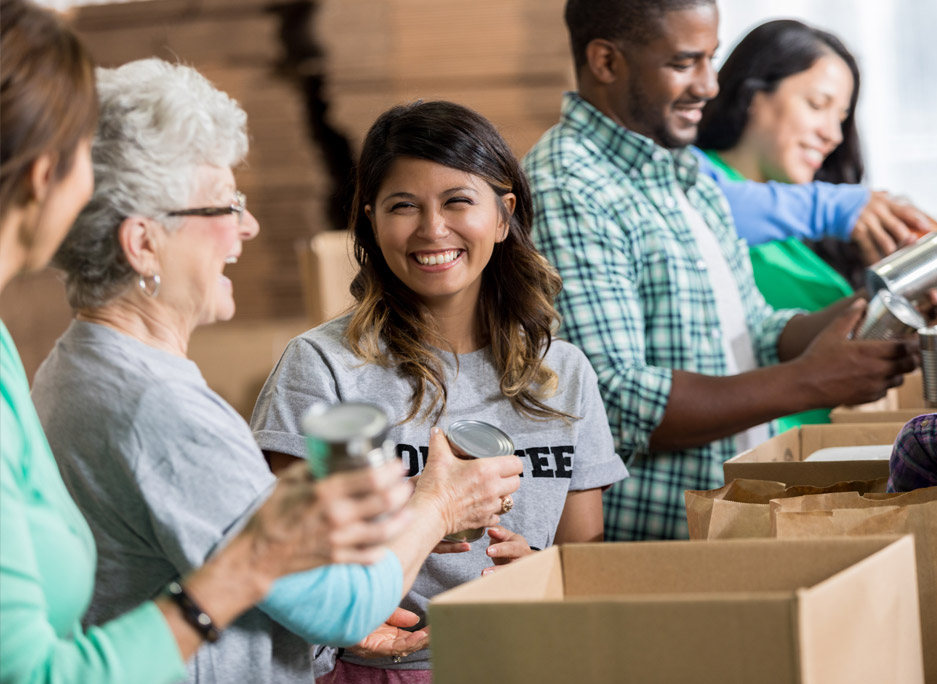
[32,320,318,684]
[251,314,627,671]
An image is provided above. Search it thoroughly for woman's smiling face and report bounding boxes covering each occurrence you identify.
[366,156,514,310]
[743,53,854,184]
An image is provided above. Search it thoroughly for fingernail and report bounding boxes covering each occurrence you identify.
[430,426,440,436]
[487,547,496,556]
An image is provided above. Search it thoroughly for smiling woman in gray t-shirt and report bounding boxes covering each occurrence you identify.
[251,101,628,682]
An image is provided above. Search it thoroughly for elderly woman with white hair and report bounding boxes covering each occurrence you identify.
[30,58,521,684]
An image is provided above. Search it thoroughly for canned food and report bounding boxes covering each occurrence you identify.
[443,420,515,543]
[920,326,937,407]
[856,290,925,341]
[301,402,395,479]
[866,232,937,301]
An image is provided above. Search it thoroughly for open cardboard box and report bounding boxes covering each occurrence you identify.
[723,422,905,487]
[830,371,932,423]
[429,537,923,684]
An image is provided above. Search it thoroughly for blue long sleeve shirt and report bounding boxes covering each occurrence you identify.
[692,147,869,245]
[260,550,403,647]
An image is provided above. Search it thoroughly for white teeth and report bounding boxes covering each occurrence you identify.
[225,256,238,264]
[416,250,459,266]
[803,148,824,164]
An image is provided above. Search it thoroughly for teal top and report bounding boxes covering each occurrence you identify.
[0,320,186,684]
[702,151,853,431]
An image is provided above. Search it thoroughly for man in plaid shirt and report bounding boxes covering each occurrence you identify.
[524,0,918,540]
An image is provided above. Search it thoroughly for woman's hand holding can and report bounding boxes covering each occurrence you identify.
[410,427,521,539]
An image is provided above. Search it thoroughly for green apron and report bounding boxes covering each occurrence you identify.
[703,151,853,431]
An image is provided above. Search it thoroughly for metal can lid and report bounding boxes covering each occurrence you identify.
[446,420,514,457]
[880,290,926,329]
[302,402,389,443]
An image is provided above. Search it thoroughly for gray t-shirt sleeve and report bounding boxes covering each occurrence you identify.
[566,350,628,491]
[251,336,339,459]
[132,382,275,574]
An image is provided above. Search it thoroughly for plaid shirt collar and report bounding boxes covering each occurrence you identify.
[559,91,700,192]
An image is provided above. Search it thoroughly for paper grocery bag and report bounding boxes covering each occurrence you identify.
[773,487,937,684]
[684,477,888,541]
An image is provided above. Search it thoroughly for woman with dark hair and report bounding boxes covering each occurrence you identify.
[698,19,872,430]
[699,19,863,187]
[252,100,627,682]
[0,2,414,683]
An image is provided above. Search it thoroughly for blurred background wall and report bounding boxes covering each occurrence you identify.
[4,0,934,418]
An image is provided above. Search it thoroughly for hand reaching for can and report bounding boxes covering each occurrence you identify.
[481,526,535,575]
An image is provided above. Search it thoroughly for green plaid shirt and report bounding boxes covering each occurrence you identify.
[524,93,799,540]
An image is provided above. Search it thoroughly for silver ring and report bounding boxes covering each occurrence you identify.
[392,655,402,664]
[500,495,514,514]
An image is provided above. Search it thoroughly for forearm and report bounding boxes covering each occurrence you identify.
[776,294,863,361]
[553,488,604,544]
[386,496,448,595]
[648,365,814,451]
[162,533,271,660]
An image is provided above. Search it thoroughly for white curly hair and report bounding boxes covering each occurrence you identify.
[54,58,249,309]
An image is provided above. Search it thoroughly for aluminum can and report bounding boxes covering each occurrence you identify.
[301,402,395,479]
[866,232,937,301]
[920,326,937,408]
[443,420,515,543]
[856,290,925,341]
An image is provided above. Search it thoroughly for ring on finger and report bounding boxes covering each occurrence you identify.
[500,495,514,514]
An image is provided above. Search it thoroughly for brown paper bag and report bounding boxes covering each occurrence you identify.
[772,488,937,683]
[684,477,888,540]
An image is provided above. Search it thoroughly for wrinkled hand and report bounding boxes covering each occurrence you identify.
[241,459,412,582]
[411,427,522,537]
[481,526,534,576]
[852,191,936,265]
[347,607,430,659]
[796,300,918,407]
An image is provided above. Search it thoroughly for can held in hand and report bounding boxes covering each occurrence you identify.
[443,420,516,543]
[302,402,395,479]
[866,232,937,301]
[920,326,937,408]
[856,290,925,341]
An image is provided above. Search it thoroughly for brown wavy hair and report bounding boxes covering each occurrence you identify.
[346,100,571,424]
[0,0,97,219]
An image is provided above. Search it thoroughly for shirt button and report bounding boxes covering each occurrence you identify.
[711,328,722,339]
[695,259,707,270]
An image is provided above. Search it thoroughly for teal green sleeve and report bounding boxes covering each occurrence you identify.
[258,550,404,647]
[0,451,187,684]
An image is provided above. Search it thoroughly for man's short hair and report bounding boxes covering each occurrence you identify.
[564,0,714,72]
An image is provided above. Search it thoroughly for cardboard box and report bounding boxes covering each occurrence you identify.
[831,371,932,423]
[723,423,905,488]
[429,537,923,684]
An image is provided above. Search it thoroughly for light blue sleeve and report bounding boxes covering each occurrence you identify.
[692,147,870,245]
[257,549,403,647]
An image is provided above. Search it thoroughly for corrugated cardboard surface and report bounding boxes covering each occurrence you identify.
[723,423,904,487]
[831,371,930,423]
[429,537,922,684]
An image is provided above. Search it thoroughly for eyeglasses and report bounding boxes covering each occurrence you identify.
[166,191,246,225]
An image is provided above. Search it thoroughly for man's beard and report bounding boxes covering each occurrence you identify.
[627,78,694,149]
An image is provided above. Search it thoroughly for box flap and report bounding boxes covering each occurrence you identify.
[797,536,923,684]
[799,423,904,456]
[430,545,564,604]
[558,539,895,597]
